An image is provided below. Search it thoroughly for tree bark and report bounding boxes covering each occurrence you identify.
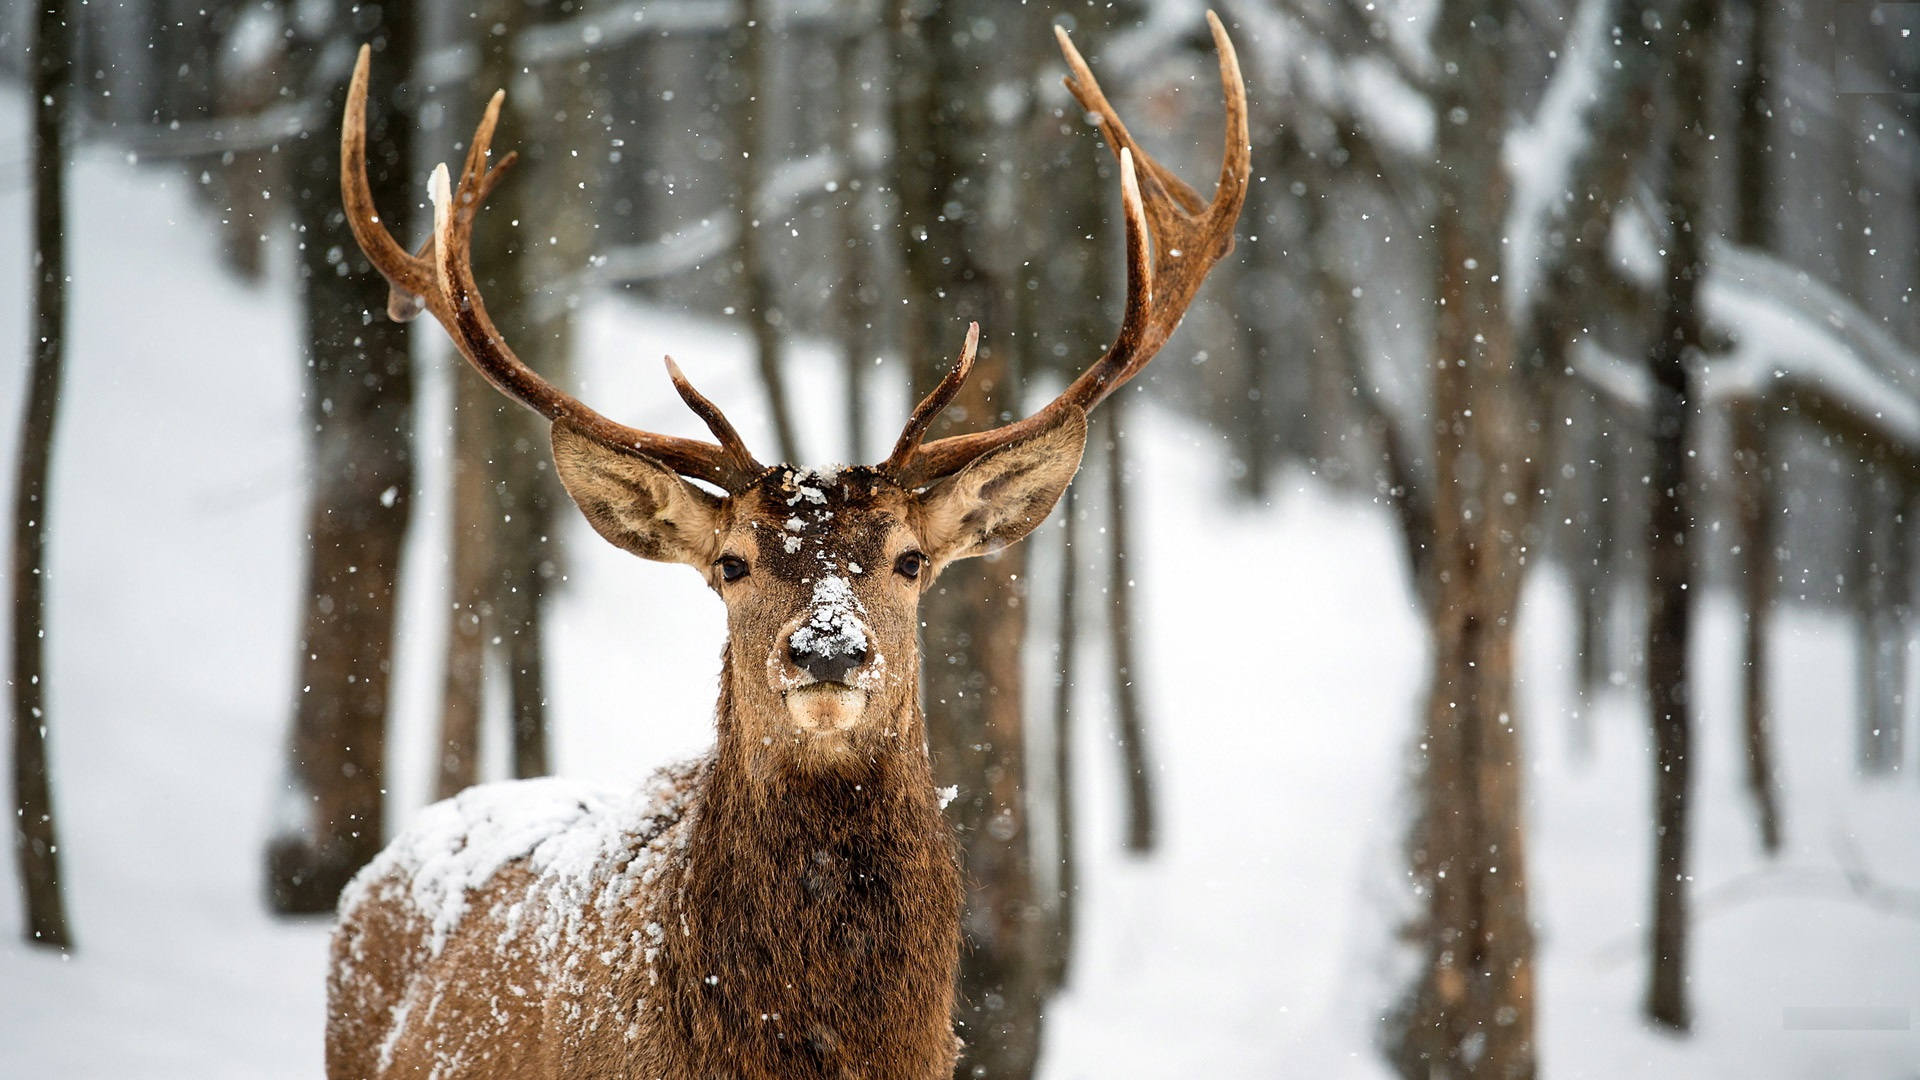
[434,0,576,794]
[1389,3,1537,1076]
[1731,0,1782,845]
[832,17,879,463]
[1855,464,1907,775]
[737,0,801,465]
[1730,402,1782,851]
[1045,482,1079,992]
[891,2,1048,1074]
[12,0,76,951]
[1104,397,1155,853]
[436,372,493,800]
[1642,0,1715,1031]
[268,2,416,914]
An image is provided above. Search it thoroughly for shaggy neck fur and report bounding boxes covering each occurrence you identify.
[633,655,963,1077]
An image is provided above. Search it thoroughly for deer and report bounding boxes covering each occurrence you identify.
[326,12,1246,1080]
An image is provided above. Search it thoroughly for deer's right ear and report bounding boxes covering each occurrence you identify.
[551,421,725,567]
[915,407,1088,568]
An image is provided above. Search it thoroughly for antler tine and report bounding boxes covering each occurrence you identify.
[888,13,1250,487]
[883,322,979,475]
[342,45,435,319]
[425,167,757,490]
[665,356,764,478]
[345,50,762,491]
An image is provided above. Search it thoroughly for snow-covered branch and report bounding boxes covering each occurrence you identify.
[1574,243,1920,458]
[518,0,843,66]
[1505,0,1663,317]
[93,99,323,159]
[535,149,848,318]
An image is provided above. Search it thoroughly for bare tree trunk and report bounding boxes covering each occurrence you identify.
[1390,3,1536,1076]
[1732,0,1782,845]
[268,1,416,914]
[1104,396,1155,853]
[737,0,801,465]
[1572,392,1617,760]
[833,17,878,462]
[436,374,493,800]
[1856,465,1907,774]
[1731,401,1783,852]
[1642,0,1715,1031]
[495,4,592,782]
[435,0,576,792]
[12,0,75,950]
[892,1,1048,1073]
[1045,482,1079,993]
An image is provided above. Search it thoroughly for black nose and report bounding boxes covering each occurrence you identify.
[789,637,868,685]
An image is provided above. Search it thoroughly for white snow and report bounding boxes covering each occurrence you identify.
[0,88,1915,1080]
[788,575,867,660]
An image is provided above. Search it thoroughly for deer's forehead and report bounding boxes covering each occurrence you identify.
[727,467,914,577]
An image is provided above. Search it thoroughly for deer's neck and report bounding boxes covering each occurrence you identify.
[639,659,961,1072]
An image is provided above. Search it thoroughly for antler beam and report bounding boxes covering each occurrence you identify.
[342,46,763,491]
[886,11,1250,487]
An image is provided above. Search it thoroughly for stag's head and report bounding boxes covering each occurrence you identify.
[341,15,1247,767]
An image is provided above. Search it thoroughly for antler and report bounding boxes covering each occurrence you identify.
[341,45,763,491]
[885,11,1250,487]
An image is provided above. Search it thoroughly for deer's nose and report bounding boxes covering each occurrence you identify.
[788,635,868,685]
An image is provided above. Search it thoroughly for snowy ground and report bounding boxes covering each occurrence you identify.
[2,107,1918,1079]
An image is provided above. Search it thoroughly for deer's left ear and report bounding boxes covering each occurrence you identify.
[916,407,1088,567]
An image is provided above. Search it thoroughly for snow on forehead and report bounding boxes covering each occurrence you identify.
[781,465,845,506]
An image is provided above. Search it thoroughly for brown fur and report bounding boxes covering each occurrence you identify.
[326,416,1084,1080]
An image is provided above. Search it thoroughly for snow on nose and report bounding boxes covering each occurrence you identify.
[787,576,870,684]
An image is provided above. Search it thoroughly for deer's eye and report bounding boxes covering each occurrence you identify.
[716,556,749,583]
[894,551,926,581]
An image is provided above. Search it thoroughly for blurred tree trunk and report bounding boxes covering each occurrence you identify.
[435,0,527,799]
[1642,0,1715,1032]
[1571,392,1618,760]
[1104,396,1155,853]
[736,0,801,464]
[1855,466,1907,775]
[892,1,1049,1074]
[12,0,75,951]
[268,3,416,914]
[436,370,493,799]
[437,0,578,795]
[1732,0,1782,847]
[1389,2,1537,1076]
[832,15,880,462]
[1044,482,1079,992]
[494,10,592,782]
[1730,402,1782,851]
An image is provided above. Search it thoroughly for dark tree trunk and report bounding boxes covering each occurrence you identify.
[1642,0,1715,1032]
[1734,0,1775,252]
[436,371,493,800]
[1045,482,1079,993]
[1730,402,1783,852]
[891,1,1049,1074]
[12,0,76,951]
[1731,0,1782,847]
[434,0,577,794]
[1855,465,1907,775]
[1104,396,1155,853]
[268,2,417,914]
[832,20,879,462]
[737,0,801,464]
[1572,391,1618,760]
[487,0,583,783]
[1389,3,1537,1076]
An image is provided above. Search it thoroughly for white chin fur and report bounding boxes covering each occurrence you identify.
[784,685,869,733]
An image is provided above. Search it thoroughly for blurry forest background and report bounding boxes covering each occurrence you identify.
[3,0,1919,1077]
